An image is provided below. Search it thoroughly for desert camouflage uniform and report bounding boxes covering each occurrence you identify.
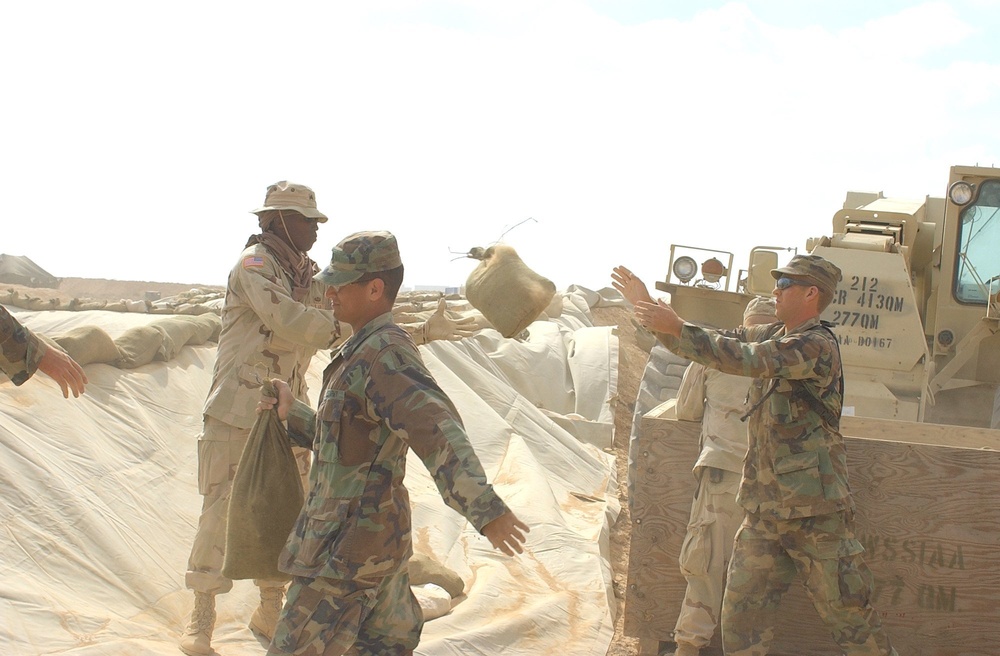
[185,242,340,595]
[0,306,46,385]
[672,363,750,651]
[660,318,896,656]
[268,311,509,655]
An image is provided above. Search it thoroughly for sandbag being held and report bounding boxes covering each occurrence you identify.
[465,244,555,338]
[222,380,304,581]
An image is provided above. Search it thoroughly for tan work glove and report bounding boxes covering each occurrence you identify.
[412,298,479,345]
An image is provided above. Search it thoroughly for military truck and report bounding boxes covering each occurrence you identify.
[655,163,1000,428]
[625,164,1000,655]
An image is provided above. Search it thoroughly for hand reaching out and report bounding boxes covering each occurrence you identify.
[611,266,654,306]
[37,346,88,398]
[421,298,478,343]
[635,299,684,337]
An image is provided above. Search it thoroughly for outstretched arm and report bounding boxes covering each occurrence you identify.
[410,298,478,345]
[611,266,654,306]
[636,299,685,337]
[0,307,87,398]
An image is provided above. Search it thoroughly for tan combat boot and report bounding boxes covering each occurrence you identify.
[249,585,285,640]
[179,591,216,656]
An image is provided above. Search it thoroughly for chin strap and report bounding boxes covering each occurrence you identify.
[278,210,294,247]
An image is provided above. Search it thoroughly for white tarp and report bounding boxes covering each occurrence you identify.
[1,288,620,656]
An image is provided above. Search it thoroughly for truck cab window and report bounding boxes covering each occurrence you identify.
[954,179,1000,304]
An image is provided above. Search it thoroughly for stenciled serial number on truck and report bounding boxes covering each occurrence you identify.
[830,310,881,329]
[837,334,892,348]
[826,274,912,351]
[833,276,907,314]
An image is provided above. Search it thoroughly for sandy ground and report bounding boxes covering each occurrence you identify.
[1,278,224,304]
[57,277,225,302]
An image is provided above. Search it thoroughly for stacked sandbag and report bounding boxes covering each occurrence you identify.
[49,327,121,366]
[115,315,223,367]
[151,315,222,360]
[465,244,556,338]
[114,326,165,369]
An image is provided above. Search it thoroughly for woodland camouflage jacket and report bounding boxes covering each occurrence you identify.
[282,312,509,581]
[661,317,854,520]
[0,306,45,386]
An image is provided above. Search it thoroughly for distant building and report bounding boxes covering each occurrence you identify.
[413,284,461,294]
[0,254,59,289]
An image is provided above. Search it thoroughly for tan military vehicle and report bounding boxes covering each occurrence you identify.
[656,164,1000,428]
[626,165,1000,655]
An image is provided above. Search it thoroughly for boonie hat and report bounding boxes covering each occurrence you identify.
[315,231,402,286]
[771,254,842,296]
[743,296,777,324]
[251,181,328,222]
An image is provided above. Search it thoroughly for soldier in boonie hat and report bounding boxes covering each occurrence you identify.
[315,231,403,287]
[771,254,842,297]
[180,179,342,656]
[252,181,328,222]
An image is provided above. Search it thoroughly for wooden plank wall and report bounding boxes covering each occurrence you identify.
[625,405,1000,656]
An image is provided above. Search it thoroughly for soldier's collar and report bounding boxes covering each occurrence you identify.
[336,311,394,360]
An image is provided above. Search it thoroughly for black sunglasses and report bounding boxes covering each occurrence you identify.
[775,277,815,290]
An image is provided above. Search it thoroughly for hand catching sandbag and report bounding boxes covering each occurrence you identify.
[414,298,478,345]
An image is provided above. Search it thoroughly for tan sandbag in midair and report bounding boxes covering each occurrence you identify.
[465,244,555,338]
[222,380,304,581]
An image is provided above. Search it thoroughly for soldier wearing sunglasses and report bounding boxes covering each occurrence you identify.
[612,255,896,656]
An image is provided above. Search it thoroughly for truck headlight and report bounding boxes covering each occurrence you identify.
[672,256,698,284]
[948,180,974,205]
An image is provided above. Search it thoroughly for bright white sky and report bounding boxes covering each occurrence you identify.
[3,1,999,292]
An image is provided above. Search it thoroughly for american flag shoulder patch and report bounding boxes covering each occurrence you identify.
[243,256,265,269]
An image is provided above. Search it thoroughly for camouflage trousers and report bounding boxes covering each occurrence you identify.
[673,467,743,650]
[267,567,423,656]
[722,510,897,656]
[185,416,311,594]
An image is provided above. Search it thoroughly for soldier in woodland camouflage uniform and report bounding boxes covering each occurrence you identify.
[0,305,87,398]
[259,231,529,656]
[614,256,896,656]
[181,181,343,656]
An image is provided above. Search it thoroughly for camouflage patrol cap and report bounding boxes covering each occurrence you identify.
[771,254,842,296]
[743,296,777,325]
[251,181,328,222]
[315,231,402,286]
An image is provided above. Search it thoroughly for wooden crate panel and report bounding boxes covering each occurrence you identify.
[625,409,1000,656]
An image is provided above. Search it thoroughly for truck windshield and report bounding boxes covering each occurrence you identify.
[954,179,1000,304]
